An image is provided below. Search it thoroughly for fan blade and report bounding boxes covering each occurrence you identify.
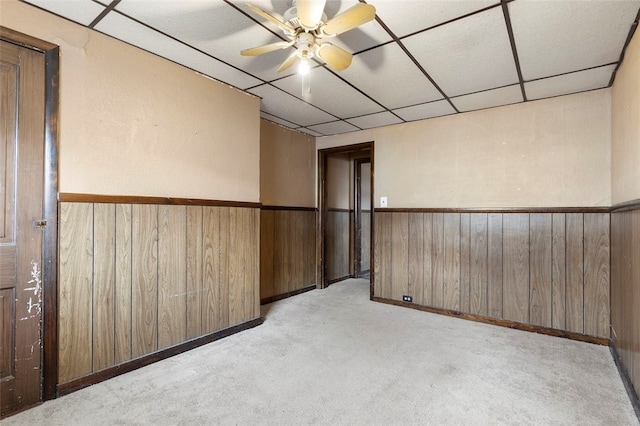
[241,41,293,56]
[277,51,300,72]
[322,4,376,36]
[245,3,295,34]
[317,43,352,71]
[297,0,326,29]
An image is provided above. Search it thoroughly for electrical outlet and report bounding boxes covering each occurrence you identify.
[402,295,413,303]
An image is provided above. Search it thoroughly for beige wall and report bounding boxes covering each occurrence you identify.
[326,154,350,209]
[360,162,371,210]
[612,31,640,204]
[3,0,260,202]
[318,90,611,208]
[260,120,316,207]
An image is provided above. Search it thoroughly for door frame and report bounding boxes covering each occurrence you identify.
[0,27,59,401]
[317,142,374,298]
[353,157,371,279]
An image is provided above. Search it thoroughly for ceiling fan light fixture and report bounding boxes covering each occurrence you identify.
[298,57,310,75]
[296,32,315,57]
[242,0,376,74]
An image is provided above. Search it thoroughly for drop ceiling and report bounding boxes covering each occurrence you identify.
[21,0,640,137]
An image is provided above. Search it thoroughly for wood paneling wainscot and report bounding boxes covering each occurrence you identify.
[260,206,316,304]
[611,201,640,412]
[326,208,351,283]
[374,210,610,340]
[58,196,260,385]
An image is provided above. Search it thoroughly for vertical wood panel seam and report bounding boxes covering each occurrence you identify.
[564,213,568,330]
[184,210,188,341]
[91,203,95,372]
[129,204,133,361]
[582,214,586,334]
[426,214,430,306]
[463,214,468,312]
[529,213,532,325]
[486,214,489,316]
[113,204,118,365]
[460,215,462,310]
[501,214,504,317]
[528,213,531,323]
[200,207,204,337]
[408,213,411,297]
[549,214,556,327]
[466,215,468,312]
[468,216,471,311]
[221,207,225,326]
[156,205,159,352]
[460,215,463,310]
[406,213,410,298]
[112,204,117,367]
[608,213,612,333]
[441,215,444,306]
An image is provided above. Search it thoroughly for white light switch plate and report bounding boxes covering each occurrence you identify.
[380,196,387,207]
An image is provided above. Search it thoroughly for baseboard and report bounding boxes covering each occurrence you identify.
[372,297,609,345]
[261,284,316,305]
[56,317,264,397]
[328,275,354,285]
[1,401,43,420]
[610,340,640,421]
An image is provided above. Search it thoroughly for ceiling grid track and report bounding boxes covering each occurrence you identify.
[88,0,120,28]
[501,0,527,102]
[609,6,640,87]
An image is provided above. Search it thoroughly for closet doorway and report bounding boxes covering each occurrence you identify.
[317,142,374,298]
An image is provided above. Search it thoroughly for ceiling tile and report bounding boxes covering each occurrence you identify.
[307,120,360,135]
[510,0,640,80]
[372,0,496,38]
[402,7,519,97]
[249,84,336,127]
[451,84,523,113]
[260,112,298,128]
[22,0,105,25]
[346,111,403,129]
[341,43,443,109]
[20,0,639,134]
[392,100,455,122]
[115,0,242,37]
[272,67,384,118]
[227,0,296,17]
[525,64,617,101]
[95,11,262,89]
[116,0,298,83]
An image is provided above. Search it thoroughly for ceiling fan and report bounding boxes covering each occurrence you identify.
[241,0,376,73]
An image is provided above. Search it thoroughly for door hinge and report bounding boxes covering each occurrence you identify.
[33,219,47,229]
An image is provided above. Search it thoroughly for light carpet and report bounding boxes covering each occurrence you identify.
[3,279,638,425]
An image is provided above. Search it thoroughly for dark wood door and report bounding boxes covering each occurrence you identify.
[1,39,45,418]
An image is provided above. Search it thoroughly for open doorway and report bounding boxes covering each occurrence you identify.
[317,142,374,297]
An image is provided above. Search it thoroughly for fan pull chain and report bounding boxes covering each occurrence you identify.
[301,70,311,97]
